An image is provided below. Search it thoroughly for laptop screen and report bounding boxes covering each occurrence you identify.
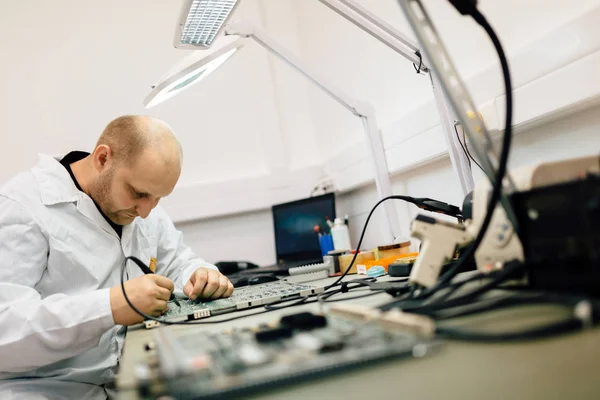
[271,193,335,264]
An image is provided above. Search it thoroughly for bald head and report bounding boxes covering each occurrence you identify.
[77,115,183,225]
[96,115,182,168]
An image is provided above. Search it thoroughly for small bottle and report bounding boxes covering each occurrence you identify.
[331,217,351,251]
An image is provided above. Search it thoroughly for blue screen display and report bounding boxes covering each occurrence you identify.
[272,194,335,261]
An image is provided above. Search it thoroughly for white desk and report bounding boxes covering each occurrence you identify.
[116,275,600,399]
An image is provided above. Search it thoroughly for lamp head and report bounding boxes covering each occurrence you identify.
[144,35,243,108]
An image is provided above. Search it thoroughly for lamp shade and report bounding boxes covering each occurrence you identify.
[144,35,243,108]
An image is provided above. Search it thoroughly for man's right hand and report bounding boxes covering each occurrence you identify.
[109,275,174,326]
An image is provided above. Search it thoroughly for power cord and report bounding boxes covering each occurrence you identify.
[263,279,383,311]
[435,295,599,342]
[379,259,599,341]
[326,195,462,291]
[454,120,484,173]
[377,259,524,313]
[413,50,424,73]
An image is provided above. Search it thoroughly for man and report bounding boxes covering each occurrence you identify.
[0,115,233,399]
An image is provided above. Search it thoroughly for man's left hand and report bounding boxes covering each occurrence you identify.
[184,268,234,300]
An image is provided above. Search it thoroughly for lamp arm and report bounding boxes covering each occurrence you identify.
[317,0,426,72]
[226,21,364,117]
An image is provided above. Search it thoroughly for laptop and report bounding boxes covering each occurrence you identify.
[238,193,335,277]
[271,192,335,270]
[224,193,336,285]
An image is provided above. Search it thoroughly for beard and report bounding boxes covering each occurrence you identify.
[89,167,136,225]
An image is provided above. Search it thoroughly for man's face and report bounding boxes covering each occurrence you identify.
[90,149,181,225]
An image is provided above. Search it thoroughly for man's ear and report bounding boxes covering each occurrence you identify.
[92,144,112,172]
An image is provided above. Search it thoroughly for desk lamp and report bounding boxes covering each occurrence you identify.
[169,0,478,197]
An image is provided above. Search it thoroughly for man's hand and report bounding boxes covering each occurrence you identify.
[184,268,234,301]
[109,275,174,326]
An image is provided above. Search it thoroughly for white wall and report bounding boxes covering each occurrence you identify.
[0,1,259,181]
[177,208,276,266]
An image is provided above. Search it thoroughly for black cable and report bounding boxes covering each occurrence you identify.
[437,318,585,342]
[325,194,462,291]
[319,289,385,303]
[409,262,524,313]
[264,279,382,311]
[185,308,275,325]
[454,122,471,169]
[462,126,485,173]
[424,272,484,305]
[429,292,551,321]
[413,50,423,73]
[435,294,599,342]
[325,195,408,290]
[454,121,484,173]
[263,294,317,311]
[379,261,523,312]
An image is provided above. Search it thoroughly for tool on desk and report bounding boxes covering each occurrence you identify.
[125,256,180,307]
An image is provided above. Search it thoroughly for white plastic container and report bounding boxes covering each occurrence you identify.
[331,218,352,251]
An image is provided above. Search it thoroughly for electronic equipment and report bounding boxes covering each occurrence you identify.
[409,154,600,295]
[144,281,325,328]
[272,193,336,270]
[133,308,440,399]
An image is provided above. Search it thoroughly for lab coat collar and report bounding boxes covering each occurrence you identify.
[31,154,127,241]
[32,154,80,206]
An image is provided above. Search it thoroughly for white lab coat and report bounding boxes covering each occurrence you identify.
[0,154,217,399]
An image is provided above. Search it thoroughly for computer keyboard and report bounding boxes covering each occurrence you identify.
[145,280,325,328]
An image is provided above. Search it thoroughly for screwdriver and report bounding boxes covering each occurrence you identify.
[125,256,181,307]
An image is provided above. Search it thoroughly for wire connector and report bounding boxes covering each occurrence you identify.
[409,215,472,288]
[328,303,381,321]
[379,309,436,337]
[448,0,478,16]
